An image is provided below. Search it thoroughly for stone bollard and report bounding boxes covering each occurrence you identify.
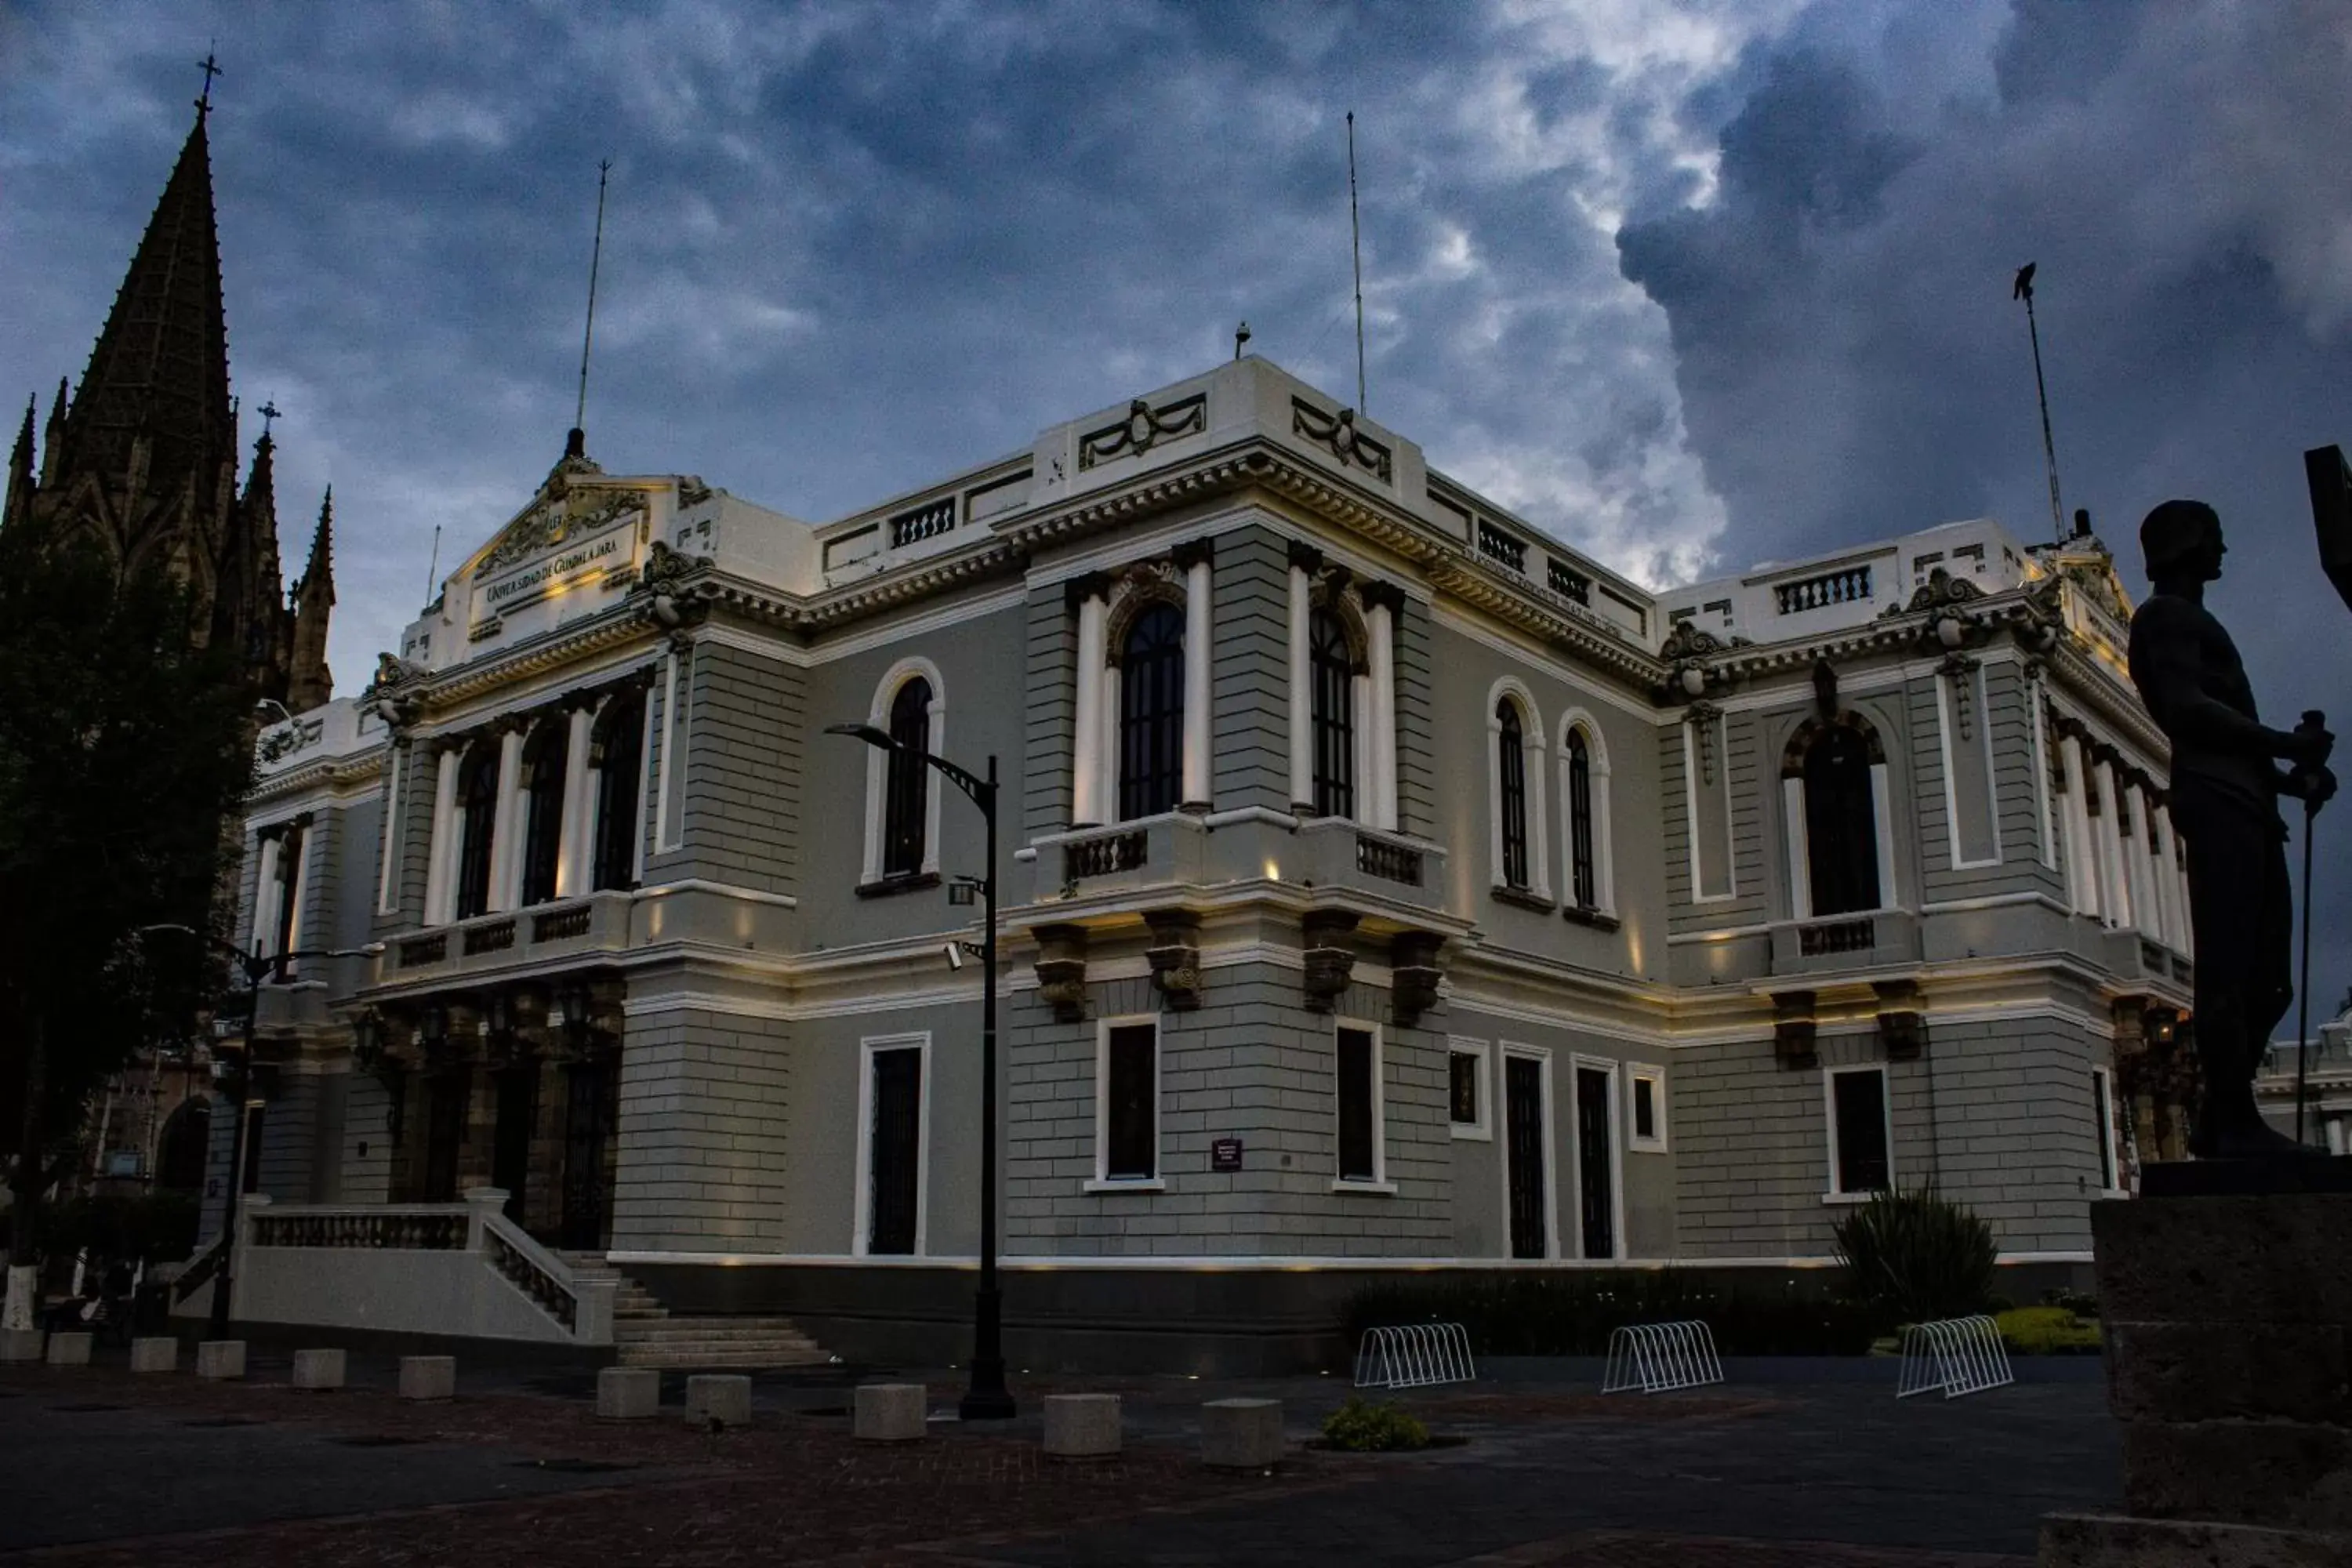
[852,1382,927,1443]
[1043,1392,1122,1459]
[45,1333,94,1368]
[684,1374,753,1430]
[291,1349,347,1391]
[1200,1398,1284,1470]
[195,1340,247,1381]
[397,1356,456,1402]
[597,1367,661,1421]
[0,1328,44,1363]
[129,1337,179,1374]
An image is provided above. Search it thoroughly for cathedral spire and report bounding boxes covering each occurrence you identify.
[287,487,336,712]
[3,397,33,532]
[59,105,231,518]
[40,379,65,486]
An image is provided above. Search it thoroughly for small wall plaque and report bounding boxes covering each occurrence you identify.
[1211,1138,1244,1172]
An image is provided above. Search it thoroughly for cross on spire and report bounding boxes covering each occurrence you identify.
[258,399,280,437]
[196,48,223,115]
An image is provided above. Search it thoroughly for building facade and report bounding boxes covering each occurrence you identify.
[200,357,2190,1369]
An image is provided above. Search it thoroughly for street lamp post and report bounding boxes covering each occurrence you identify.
[141,925,382,1338]
[826,723,1014,1421]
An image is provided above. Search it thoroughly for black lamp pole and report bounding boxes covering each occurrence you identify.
[826,724,1013,1420]
[142,925,380,1339]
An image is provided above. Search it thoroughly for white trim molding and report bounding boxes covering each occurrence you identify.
[851,1032,932,1258]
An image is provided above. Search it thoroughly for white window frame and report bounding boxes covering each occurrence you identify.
[1447,1036,1492,1142]
[1496,1041,1559,1260]
[1087,1013,1165,1192]
[1823,1064,1895,1202]
[1331,1016,1394,1193]
[1627,1062,1667,1153]
[1485,677,1550,900]
[859,656,949,886]
[851,1032,932,1258]
[1569,1053,1627,1261]
[2090,1065,2126,1196]
[1556,710,1616,916]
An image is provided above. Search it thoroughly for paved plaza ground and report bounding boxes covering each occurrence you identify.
[0,1349,2115,1566]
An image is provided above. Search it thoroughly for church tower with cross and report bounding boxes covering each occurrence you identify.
[1,60,333,710]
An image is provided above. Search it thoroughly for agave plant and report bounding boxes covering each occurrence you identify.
[1831,1188,1998,1325]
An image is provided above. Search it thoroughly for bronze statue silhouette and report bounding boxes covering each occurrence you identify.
[2128,499,2336,1159]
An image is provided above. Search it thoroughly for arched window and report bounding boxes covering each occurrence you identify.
[518,722,567,908]
[1497,699,1529,890]
[454,741,501,920]
[1566,729,1596,909]
[1308,608,1356,818]
[883,677,933,878]
[1802,723,1882,916]
[155,1099,212,1191]
[591,691,644,893]
[1119,603,1185,820]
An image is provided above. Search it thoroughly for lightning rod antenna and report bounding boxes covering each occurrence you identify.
[1347,111,1367,416]
[573,158,613,443]
[426,524,441,600]
[2013,262,2065,545]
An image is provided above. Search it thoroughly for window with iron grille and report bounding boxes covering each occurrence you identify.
[1497,699,1529,889]
[1119,603,1185,819]
[1337,1025,1379,1181]
[591,691,644,892]
[1450,1051,1481,1126]
[883,677,931,877]
[1309,608,1355,818]
[520,723,567,906]
[1566,728,1596,907]
[1830,1067,1891,1194]
[454,742,501,920]
[1102,1023,1157,1181]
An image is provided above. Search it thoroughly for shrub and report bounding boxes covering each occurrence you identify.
[38,1191,200,1265]
[1997,1305,2101,1356]
[1321,1396,1430,1452]
[1342,1271,1881,1356]
[1831,1189,1996,1325]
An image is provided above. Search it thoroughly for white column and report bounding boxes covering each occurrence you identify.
[1350,673,1373,821]
[2123,782,2158,945]
[2151,804,2181,949]
[2169,814,2194,958]
[424,746,461,925]
[1367,595,1398,831]
[488,728,524,913]
[2058,734,2097,917]
[1181,554,1212,808]
[554,705,595,898]
[376,745,405,916]
[2030,695,2058,870]
[1072,587,1106,826]
[1526,726,1552,900]
[281,829,310,967]
[1782,775,1812,920]
[1287,561,1312,809]
[1869,762,1898,909]
[252,835,285,956]
[2094,759,2132,927]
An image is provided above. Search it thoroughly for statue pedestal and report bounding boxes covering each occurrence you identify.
[2042,1163,2352,1566]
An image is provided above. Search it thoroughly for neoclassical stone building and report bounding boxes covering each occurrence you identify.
[196,357,2190,1369]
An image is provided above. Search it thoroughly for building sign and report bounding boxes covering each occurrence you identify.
[475,523,630,622]
[1211,1137,1243,1172]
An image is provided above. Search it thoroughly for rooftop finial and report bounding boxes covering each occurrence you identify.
[257,398,280,439]
[573,158,613,444]
[195,45,223,117]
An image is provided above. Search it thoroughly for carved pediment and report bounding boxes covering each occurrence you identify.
[473,449,644,580]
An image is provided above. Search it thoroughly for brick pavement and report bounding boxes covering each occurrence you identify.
[0,1362,2100,1566]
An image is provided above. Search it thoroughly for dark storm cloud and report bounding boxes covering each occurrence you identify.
[1617,0,2352,989]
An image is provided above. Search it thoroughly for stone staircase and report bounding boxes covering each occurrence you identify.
[557,1251,830,1370]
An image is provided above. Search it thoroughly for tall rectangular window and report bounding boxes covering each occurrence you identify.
[1829,1067,1891,1195]
[2092,1068,2120,1191]
[1101,1022,1158,1181]
[1450,1052,1479,1125]
[1628,1065,1666,1152]
[1336,1025,1380,1183]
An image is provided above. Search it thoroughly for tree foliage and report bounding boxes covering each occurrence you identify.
[0,526,255,1236]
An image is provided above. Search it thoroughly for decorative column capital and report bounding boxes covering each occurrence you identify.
[1286,539,1325,576]
[1169,537,1216,573]
[1358,579,1406,617]
[1064,572,1113,612]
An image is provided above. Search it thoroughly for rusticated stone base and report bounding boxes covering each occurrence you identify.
[2041,1511,2352,1566]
